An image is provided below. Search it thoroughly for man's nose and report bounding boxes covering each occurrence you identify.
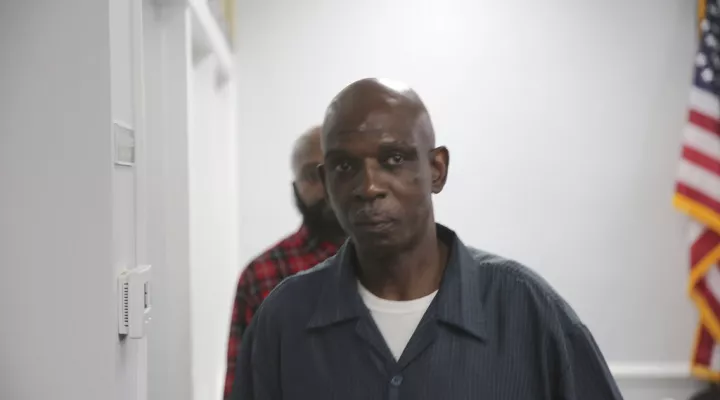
[353,160,388,202]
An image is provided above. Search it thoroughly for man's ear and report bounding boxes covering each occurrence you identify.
[430,146,449,194]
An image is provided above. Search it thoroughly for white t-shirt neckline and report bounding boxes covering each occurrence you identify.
[357,281,438,360]
[357,282,438,313]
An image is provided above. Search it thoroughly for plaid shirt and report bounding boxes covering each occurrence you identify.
[224,225,341,399]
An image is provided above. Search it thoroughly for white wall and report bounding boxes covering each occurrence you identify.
[0,0,137,399]
[234,0,702,398]
[189,56,240,400]
[0,2,238,400]
[110,0,151,399]
[140,4,240,400]
[143,4,195,400]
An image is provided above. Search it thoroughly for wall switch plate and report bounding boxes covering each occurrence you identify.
[113,121,135,167]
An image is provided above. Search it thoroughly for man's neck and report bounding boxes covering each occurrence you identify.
[355,222,447,301]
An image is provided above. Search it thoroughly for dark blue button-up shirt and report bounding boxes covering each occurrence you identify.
[231,224,623,400]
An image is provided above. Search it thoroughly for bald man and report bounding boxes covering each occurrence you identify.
[223,126,345,400]
[230,79,622,400]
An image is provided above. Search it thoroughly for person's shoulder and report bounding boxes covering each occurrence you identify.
[466,246,581,326]
[250,229,308,264]
[239,229,308,277]
[233,229,312,300]
[252,254,338,322]
[466,247,560,297]
[267,255,336,299]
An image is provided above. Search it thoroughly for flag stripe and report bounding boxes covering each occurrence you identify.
[696,279,720,321]
[689,231,720,291]
[690,220,706,243]
[677,160,720,201]
[706,264,720,303]
[690,109,720,136]
[677,183,720,216]
[691,288,720,348]
[695,324,714,365]
[674,193,720,234]
[690,87,720,120]
[711,332,720,371]
[691,322,720,381]
[683,146,720,175]
[692,229,720,267]
[679,158,720,198]
[683,123,720,161]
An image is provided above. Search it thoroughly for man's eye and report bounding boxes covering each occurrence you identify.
[334,162,352,172]
[386,154,405,166]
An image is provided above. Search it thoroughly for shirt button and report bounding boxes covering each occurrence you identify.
[390,375,403,387]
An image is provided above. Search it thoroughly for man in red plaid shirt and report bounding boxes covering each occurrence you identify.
[223,126,346,399]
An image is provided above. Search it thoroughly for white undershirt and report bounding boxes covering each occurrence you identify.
[357,282,438,360]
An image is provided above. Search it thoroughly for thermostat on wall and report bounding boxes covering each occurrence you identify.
[118,265,152,339]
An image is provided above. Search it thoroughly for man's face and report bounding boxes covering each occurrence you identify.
[294,146,327,210]
[321,109,447,252]
[294,145,343,236]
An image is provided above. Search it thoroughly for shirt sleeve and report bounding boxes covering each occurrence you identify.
[223,268,261,400]
[559,324,624,400]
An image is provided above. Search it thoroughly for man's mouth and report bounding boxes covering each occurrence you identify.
[353,216,395,232]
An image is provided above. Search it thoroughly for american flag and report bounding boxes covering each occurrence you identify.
[675,0,720,380]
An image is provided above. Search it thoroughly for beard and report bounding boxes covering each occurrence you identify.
[293,184,345,241]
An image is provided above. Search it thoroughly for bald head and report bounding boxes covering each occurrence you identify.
[318,78,449,253]
[322,78,435,152]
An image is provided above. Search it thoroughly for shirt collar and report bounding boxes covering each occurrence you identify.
[306,223,487,341]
